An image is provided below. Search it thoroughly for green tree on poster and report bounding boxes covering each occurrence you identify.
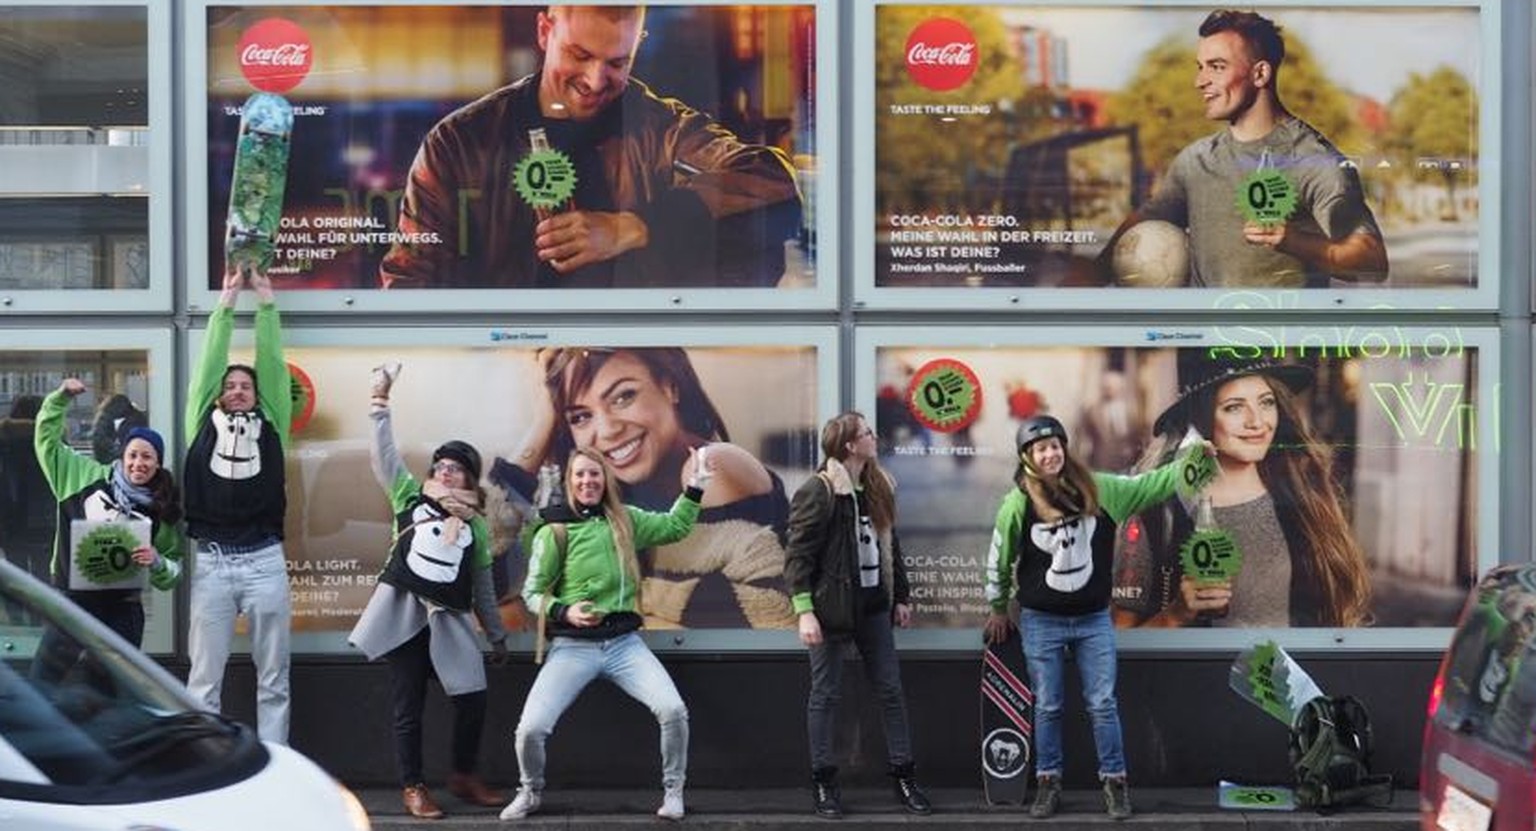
[875,6,1024,214]
[1388,67,1478,221]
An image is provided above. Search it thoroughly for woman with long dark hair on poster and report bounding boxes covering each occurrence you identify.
[490,347,794,629]
[1112,351,1370,628]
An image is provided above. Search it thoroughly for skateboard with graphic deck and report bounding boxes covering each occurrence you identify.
[981,627,1033,805]
[224,92,293,274]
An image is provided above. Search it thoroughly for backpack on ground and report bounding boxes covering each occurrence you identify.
[1287,695,1394,810]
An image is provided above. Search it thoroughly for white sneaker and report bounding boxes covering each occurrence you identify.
[656,785,685,821]
[499,788,541,820]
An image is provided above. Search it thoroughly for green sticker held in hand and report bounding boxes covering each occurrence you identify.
[1237,169,1298,225]
[513,147,578,210]
[75,524,141,584]
[1180,529,1242,584]
[1178,447,1217,497]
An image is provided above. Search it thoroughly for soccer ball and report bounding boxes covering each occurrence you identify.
[1111,220,1190,287]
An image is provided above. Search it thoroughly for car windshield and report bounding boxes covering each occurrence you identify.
[1435,566,1536,759]
[0,558,246,790]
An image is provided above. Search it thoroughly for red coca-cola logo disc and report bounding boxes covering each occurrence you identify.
[904,17,979,92]
[237,18,313,94]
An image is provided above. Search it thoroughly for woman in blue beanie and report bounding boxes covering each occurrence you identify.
[33,378,183,647]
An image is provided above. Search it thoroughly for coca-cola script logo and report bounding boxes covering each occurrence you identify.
[237,18,312,94]
[904,17,978,92]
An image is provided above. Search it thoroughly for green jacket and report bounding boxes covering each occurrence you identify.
[184,303,291,444]
[182,302,290,544]
[35,389,182,591]
[523,493,701,620]
[985,450,1196,615]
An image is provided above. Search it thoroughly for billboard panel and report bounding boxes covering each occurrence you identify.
[192,3,831,312]
[189,324,831,652]
[858,325,1496,650]
[859,2,1496,311]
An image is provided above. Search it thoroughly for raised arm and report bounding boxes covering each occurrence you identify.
[185,269,242,437]
[34,382,109,500]
[248,270,291,445]
[366,362,413,503]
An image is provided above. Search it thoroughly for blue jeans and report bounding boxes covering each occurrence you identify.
[806,608,914,771]
[514,633,688,791]
[1021,607,1125,779]
[186,541,292,745]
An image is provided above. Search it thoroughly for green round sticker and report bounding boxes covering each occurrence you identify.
[905,358,982,433]
[75,524,141,584]
[1180,528,1243,584]
[513,147,578,210]
[1236,169,1298,225]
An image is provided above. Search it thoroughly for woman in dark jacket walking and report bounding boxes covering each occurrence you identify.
[783,411,930,819]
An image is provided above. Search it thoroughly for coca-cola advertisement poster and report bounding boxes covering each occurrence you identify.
[194,328,829,642]
[860,325,1494,640]
[869,4,1491,304]
[203,5,819,300]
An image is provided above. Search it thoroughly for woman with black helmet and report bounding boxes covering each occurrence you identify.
[349,363,509,820]
[982,414,1213,821]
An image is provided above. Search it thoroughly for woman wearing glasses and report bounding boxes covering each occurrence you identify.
[492,347,793,629]
[349,363,509,820]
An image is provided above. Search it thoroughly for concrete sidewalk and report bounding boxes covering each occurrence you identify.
[358,786,1421,830]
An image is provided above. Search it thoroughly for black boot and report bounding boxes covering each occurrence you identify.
[811,766,842,819]
[889,762,932,815]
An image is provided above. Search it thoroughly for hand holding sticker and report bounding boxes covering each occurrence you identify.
[1236,169,1299,226]
[1176,428,1218,498]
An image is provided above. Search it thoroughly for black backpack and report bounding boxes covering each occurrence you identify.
[1287,695,1394,810]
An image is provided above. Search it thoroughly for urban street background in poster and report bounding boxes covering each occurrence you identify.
[875,4,1481,291]
[207,4,818,292]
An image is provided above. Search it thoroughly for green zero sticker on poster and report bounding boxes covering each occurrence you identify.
[1180,529,1243,583]
[1177,446,1217,497]
[75,523,141,584]
[906,358,982,433]
[1236,169,1298,225]
[513,147,578,210]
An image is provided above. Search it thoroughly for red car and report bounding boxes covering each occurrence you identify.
[1421,563,1536,831]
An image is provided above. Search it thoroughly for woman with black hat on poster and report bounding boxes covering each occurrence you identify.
[1111,351,1370,628]
[349,363,509,820]
[982,414,1213,820]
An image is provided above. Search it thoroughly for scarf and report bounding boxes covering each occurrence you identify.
[110,461,155,516]
[422,479,482,544]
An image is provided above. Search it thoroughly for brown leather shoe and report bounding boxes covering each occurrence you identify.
[447,771,505,807]
[402,783,445,819]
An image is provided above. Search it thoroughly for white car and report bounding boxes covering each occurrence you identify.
[0,554,369,830]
